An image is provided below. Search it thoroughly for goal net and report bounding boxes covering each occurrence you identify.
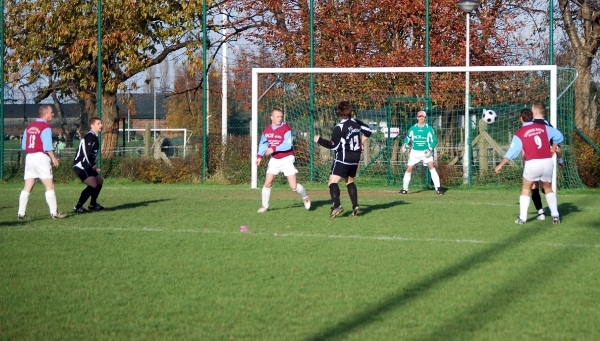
[251,66,584,190]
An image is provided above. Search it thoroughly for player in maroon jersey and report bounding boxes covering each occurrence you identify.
[529,101,564,221]
[494,109,564,224]
[17,105,67,219]
[256,108,310,212]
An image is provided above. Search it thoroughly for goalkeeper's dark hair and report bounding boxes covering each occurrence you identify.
[337,101,353,119]
[520,109,533,122]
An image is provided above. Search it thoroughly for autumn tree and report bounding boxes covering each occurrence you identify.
[165,44,281,137]
[238,0,540,157]
[4,0,264,157]
[556,0,600,129]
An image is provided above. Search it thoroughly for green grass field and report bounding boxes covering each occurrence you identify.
[1,182,599,340]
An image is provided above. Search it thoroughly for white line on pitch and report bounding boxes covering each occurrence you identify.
[12,226,600,250]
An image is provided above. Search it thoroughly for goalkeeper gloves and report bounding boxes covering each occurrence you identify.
[401,144,409,153]
[424,148,433,158]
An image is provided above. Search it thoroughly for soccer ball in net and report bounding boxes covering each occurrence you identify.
[482,109,497,124]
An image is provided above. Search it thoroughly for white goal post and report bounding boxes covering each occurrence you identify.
[251,65,558,190]
[124,128,190,158]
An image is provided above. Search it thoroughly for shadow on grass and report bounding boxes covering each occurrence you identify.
[303,225,551,341]
[584,221,600,228]
[0,220,34,228]
[283,199,408,217]
[101,199,172,212]
[302,199,332,211]
[557,201,581,219]
[413,231,585,341]
[510,199,582,221]
[398,187,441,195]
[353,200,408,217]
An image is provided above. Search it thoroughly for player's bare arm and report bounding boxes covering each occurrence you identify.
[361,135,368,150]
[315,135,334,149]
[48,151,60,167]
[494,158,510,173]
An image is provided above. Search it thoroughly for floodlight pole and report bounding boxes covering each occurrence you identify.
[96,0,102,167]
[202,0,208,182]
[126,88,132,142]
[0,0,4,180]
[457,0,480,186]
[309,0,315,182]
[152,77,160,140]
[222,12,228,147]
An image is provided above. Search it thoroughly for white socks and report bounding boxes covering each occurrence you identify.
[402,172,412,191]
[18,190,58,216]
[294,183,307,198]
[45,190,58,215]
[430,168,441,188]
[261,186,272,208]
[519,195,530,221]
[18,190,30,216]
[545,192,559,217]
[403,170,441,190]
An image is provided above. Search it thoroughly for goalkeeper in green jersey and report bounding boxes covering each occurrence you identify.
[399,111,443,195]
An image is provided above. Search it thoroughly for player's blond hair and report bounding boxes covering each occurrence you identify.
[532,101,546,117]
[38,104,53,117]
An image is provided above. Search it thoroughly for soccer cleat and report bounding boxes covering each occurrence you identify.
[257,206,268,213]
[74,206,87,213]
[436,187,444,195]
[88,203,105,211]
[399,189,408,195]
[552,216,560,224]
[330,206,344,218]
[515,218,526,225]
[536,213,546,221]
[303,196,311,210]
[351,207,361,217]
[17,214,29,220]
[51,212,67,219]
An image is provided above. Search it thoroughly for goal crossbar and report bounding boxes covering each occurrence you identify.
[251,65,559,189]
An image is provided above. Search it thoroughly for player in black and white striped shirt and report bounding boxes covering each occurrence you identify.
[314,101,372,217]
[72,117,105,213]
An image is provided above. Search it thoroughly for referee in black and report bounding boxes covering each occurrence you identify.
[314,101,372,218]
[73,117,105,213]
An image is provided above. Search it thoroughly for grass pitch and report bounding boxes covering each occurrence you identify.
[1,182,599,340]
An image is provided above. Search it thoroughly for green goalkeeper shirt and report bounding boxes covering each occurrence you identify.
[402,123,437,151]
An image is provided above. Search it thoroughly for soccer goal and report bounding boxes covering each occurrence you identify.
[120,128,191,158]
[251,66,584,190]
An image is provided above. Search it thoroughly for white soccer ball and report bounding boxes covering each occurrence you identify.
[482,109,497,124]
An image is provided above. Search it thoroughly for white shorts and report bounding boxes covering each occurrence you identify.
[266,155,298,177]
[24,153,53,179]
[407,149,434,167]
[523,158,554,182]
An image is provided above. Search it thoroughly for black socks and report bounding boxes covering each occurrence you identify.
[329,183,341,208]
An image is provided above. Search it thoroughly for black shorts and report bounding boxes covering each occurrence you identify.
[73,166,99,182]
[330,161,358,178]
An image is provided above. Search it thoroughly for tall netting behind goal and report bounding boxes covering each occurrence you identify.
[251,66,585,190]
